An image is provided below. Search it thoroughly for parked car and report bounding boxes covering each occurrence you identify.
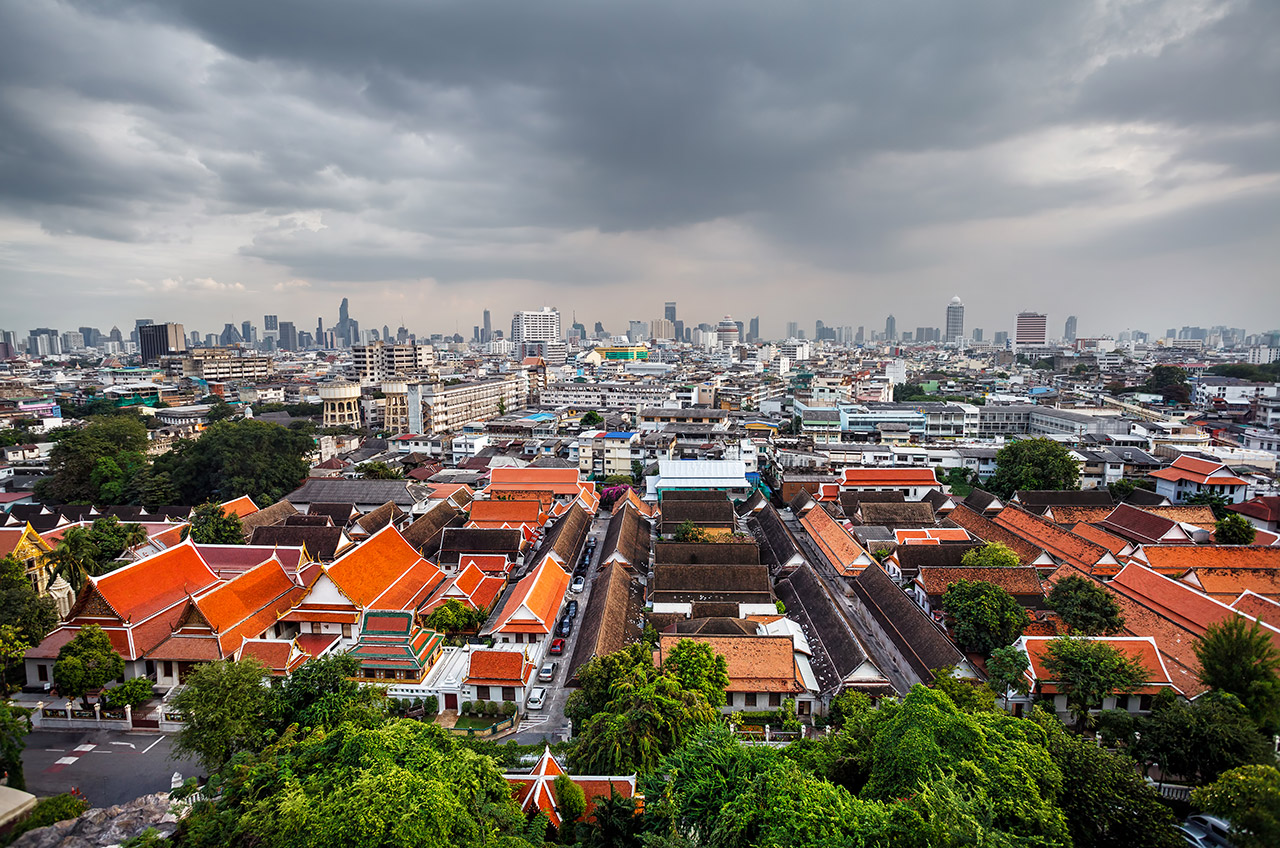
[566,599,579,618]
[558,617,573,638]
[548,638,566,655]
[527,688,547,710]
[571,575,586,593]
[538,661,557,682]
[1181,815,1234,848]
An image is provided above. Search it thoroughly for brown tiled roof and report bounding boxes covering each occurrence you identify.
[654,540,759,565]
[946,505,1046,566]
[849,562,964,682]
[651,563,772,596]
[994,506,1115,574]
[1230,592,1280,627]
[308,503,358,526]
[1049,506,1115,526]
[1229,496,1280,524]
[401,502,463,555]
[1014,490,1113,513]
[750,504,801,570]
[659,497,736,532]
[916,566,1045,599]
[567,562,642,680]
[891,542,983,577]
[438,527,523,564]
[1099,503,1191,546]
[774,564,871,692]
[856,502,936,528]
[356,501,407,535]
[250,525,349,561]
[601,503,651,569]
[528,504,591,568]
[238,499,299,539]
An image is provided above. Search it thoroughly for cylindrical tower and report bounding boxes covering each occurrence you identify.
[319,380,363,428]
[381,379,409,434]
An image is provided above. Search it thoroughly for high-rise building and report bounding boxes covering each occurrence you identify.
[139,322,186,363]
[219,323,244,346]
[482,310,492,344]
[855,326,865,344]
[973,328,984,342]
[629,320,650,342]
[786,321,799,339]
[511,307,561,355]
[885,315,897,341]
[994,331,1009,346]
[945,296,965,342]
[1064,315,1078,343]
[664,302,677,322]
[1015,312,1048,349]
[278,322,298,351]
[748,316,760,343]
[650,318,675,340]
[264,314,278,332]
[593,321,605,337]
[717,316,740,347]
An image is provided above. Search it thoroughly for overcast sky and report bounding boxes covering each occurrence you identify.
[2,0,1277,341]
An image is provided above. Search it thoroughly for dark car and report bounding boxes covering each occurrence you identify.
[558,617,573,638]
[566,600,579,618]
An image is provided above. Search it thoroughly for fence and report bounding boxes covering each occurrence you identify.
[448,716,517,737]
[32,701,132,731]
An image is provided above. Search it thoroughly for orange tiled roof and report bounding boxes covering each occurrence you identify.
[895,527,972,544]
[1186,568,1280,600]
[1021,635,1176,695]
[800,505,871,576]
[946,505,1047,566]
[468,499,545,527]
[1231,592,1280,627]
[1068,522,1131,555]
[993,506,1116,574]
[79,540,220,623]
[1109,562,1280,649]
[466,649,532,684]
[1138,545,1280,574]
[220,495,260,518]
[325,525,444,610]
[486,559,570,635]
[657,634,805,694]
[1149,455,1247,486]
[488,467,582,496]
[916,566,1044,597]
[421,563,506,614]
[192,558,304,653]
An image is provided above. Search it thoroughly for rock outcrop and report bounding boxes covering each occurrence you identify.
[10,792,181,848]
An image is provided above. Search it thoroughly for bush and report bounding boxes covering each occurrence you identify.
[6,792,89,844]
[424,695,439,715]
[487,700,500,716]
[102,676,154,709]
[459,700,472,715]
[503,701,517,717]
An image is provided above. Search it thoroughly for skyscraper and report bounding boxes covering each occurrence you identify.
[885,314,897,341]
[482,309,492,344]
[1015,312,1048,350]
[139,323,186,363]
[264,314,279,332]
[1064,315,1078,343]
[278,322,298,351]
[242,320,254,345]
[664,302,677,322]
[786,321,799,339]
[511,307,561,354]
[945,296,965,342]
[748,316,760,343]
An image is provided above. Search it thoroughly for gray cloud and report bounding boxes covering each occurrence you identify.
[0,0,1276,337]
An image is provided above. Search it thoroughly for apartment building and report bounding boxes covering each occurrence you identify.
[406,374,529,435]
[352,341,435,382]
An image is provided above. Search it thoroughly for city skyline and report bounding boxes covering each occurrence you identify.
[2,2,1277,335]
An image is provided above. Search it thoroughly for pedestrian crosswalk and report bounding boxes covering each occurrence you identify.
[517,716,550,732]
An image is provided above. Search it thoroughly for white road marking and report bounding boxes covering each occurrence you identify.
[45,748,65,752]
[142,735,166,755]
[55,756,78,765]
[110,741,136,749]
[73,744,96,752]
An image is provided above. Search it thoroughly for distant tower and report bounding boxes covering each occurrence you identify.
[482,309,492,344]
[319,380,362,428]
[748,316,760,343]
[885,314,897,341]
[664,302,677,322]
[716,316,740,347]
[1064,315,1078,343]
[1015,312,1048,350]
[945,297,965,343]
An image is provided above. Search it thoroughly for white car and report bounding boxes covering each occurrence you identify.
[538,661,557,682]
[526,687,547,710]
[571,575,586,593]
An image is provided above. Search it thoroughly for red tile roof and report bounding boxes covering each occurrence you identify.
[466,649,532,685]
[946,505,1048,566]
[801,506,871,576]
[1229,496,1280,524]
[1109,563,1280,649]
[485,559,570,635]
[1021,635,1176,695]
[840,468,939,487]
[220,495,260,518]
[1068,522,1131,555]
[488,467,582,496]
[325,525,444,610]
[1230,592,1280,628]
[80,540,220,624]
[993,506,1117,575]
[1137,545,1280,575]
[1150,455,1247,486]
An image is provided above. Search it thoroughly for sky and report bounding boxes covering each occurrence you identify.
[1,0,1277,341]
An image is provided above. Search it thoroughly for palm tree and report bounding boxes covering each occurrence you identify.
[45,526,103,595]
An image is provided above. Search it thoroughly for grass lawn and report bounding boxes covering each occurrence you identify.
[453,715,504,730]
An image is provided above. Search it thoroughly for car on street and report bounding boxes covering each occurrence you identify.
[558,617,573,638]
[571,575,586,593]
[1180,815,1234,848]
[538,661,557,682]
[548,638,566,655]
[566,599,579,618]
[526,688,547,710]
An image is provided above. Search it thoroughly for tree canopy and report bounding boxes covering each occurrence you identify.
[1046,573,1125,635]
[53,625,125,708]
[985,438,1080,498]
[985,645,1031,707]
[35,415,150,504]
[662,639,730,710]
[1040,636,1148,729]
[1191,764,1280,848]
[189,502,245,545]
[939,579,1029,656]
[959,541,1020,569]
[1216,513,1258,545]
[0,554,58,692]
[1194,616,1280,734]
[172,658,277,772]
[153,420,312,505]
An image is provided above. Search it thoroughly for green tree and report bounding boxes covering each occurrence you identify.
[959,541,1020,569]
[189,502,245,545]
[1186,491,1232,520]
[273,653,384,731]
[424,599,485,634]
[0,554,58,691]
[662,639,730,710]
[580,410,604,428]
[172,658,276,772]
[1194,616,1280,734]
[357,461,403,479]
[102,676,155,709]
[1217,513,1258,545]
[929,670,999,713]
[985,437,1080,499]
[671,519,709,543]
[86,516,149,563]
[986,645,1031,707]
[1191,764,1280,848]
[204,399,237,422]
[0,701,31,790]
[35,415,150,504]
[553,772,586,836]
[1029,707,1183,848]
[174,721,534,848]
[153,420,312,505]
[939,579,1029,656]
[570,670,717,775]
[53,625,126,708]
[1040,636,1149,730]
[1141,692,1273,785]
[1146,365,1188,390]
[1046,573,1126,635]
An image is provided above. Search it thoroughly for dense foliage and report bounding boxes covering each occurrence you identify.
[985,438,1080,498]
[939,579,1029,656]
[0,554,58,692]
[1191,765,1280,848]
[1041,636,1149,729]
[35,415,150,504]
[1046,573,1126,635]
[958,541,1020,569]
[0,701,31,791]
[44,517,148,593]
[52,625,125,708]
[188,502,245,545]
[1194,616,1280,734]
[153,420,312,505]
[1216,513,1257,545]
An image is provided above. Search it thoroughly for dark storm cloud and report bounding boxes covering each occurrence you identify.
[0,0,1276,332]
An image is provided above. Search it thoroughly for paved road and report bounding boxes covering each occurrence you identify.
[510,513,612,744]
[22,729,203,807]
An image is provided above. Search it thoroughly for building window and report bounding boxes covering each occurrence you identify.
[744,692,757,707]
[37,664,48,682]
[502,687,516,701]
[769,693,782,707]
[476,686,490,700]
[164,661,174,679]
[342,624,353,639]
